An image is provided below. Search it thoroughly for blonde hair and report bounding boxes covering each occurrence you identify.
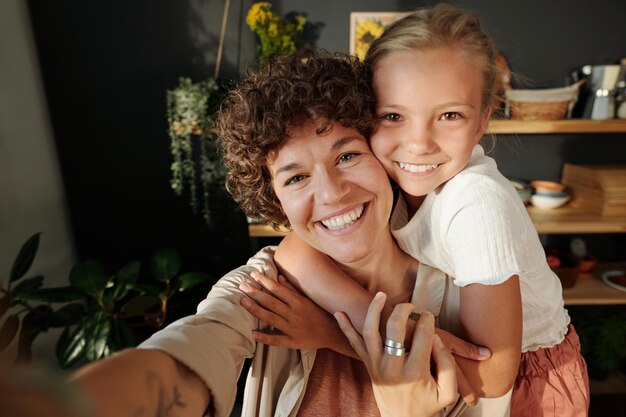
[364,3,498,111]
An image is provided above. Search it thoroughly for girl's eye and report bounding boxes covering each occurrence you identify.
[382,113,402,122]
[338,152,360,164]
[439,112,462,121]
[285,174,306,186]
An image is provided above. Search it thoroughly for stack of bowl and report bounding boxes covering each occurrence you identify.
[509,179,532,205]
[530,180,570,209]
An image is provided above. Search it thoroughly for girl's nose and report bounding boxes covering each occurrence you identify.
[401,121,437,155]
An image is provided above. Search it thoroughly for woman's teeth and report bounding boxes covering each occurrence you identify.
[398,162,439,173]
[321,205,364,230]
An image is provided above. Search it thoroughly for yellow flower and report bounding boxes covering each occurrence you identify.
[246,2,273,29]
[246,2,307,63]
[355,19,385,60]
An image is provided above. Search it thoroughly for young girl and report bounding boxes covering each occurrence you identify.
[242,4,589,417]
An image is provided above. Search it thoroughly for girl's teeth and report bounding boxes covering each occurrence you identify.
[399,162,439,173]
[321,205,364,230]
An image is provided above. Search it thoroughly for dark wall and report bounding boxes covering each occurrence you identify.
[26,0,626,278]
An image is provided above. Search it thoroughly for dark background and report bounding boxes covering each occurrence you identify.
[25,0,626,275]
[24,0,626,414]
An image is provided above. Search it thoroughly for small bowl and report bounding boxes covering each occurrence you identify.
[531,194,570,209]
[530,180,566,193]
[578,255,597,273]
[601,270,626,292]
[534,189,569,198]
[518,189,532,204]
[546,249,579,288]
[509,179,532,204]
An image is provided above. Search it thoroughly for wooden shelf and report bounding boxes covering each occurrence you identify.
[248,223,290,238]
[528,205,626,234]
[487,119,626,134]
[562,264,626,305]
[249,207,626,237]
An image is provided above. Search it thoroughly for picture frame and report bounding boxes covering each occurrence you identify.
[349,12,409,60]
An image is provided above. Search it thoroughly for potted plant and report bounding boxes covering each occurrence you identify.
[0,233,210,368]
[570,306,626,380]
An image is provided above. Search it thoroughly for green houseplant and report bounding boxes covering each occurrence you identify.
[0,233,210,368]
[570,306,626,380]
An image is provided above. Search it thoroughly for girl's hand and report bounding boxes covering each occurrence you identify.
[335,292,457,417]
[239,272,356,357]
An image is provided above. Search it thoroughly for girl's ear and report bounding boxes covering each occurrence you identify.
[474,107,493,143]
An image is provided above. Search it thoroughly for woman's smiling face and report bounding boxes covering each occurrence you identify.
[269,120,393,264]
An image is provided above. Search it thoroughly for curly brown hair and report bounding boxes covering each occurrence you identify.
[216,49,376,229]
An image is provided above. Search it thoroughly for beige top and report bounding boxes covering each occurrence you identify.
[139,246,510,417]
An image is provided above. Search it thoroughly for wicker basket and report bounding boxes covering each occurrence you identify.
[505,82,583,121]
[509,101,571,120]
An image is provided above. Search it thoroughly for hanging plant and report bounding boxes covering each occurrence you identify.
[166,0,231,225]
[167,78,226,224]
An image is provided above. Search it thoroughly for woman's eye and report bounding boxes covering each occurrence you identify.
[338,152,360,164]
[285,175,306,186]
[382,113,402,122]
[440,112,462,121]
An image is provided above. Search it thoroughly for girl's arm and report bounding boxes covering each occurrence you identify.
[457,276,523,397]
[274,232,379,336]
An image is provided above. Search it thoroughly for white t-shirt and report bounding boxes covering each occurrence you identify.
[390,145,570,352]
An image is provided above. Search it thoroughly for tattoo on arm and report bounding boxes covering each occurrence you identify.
[137,371,187,417]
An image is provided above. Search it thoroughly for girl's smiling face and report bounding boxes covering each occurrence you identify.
[370,47,490,209]
[270,120,393,264]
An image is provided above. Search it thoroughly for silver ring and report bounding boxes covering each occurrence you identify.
[384,345,406,356]
[384,339,405,349]
[409,312,420,321]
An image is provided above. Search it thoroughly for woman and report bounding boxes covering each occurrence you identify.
[63,49,485,417]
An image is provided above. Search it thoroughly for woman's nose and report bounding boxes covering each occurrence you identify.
[315,170,349,205]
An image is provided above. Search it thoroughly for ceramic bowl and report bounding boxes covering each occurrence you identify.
[601,270,626,292]
[531,194,570,209]
[545,249,579,288]
[530,180,566,193]
[578,255,597,273]
[509,179,532,204]
[534,189,569,198]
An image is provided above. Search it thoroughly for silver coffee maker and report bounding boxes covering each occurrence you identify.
[575,64,626,119]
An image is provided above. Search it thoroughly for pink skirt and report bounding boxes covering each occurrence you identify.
[510,324,590,417]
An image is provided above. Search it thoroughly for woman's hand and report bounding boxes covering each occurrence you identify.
[335,292,457,417]
[239,272,356,357]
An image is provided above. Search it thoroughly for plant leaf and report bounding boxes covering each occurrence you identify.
[50,303,86,327]
[109,320,135,351]
[177,272,211,292]
[10,276,44,297]
[121,295,160,315]
[133,283,161,295]
[111,260,140,300]
[0,296,9,319]
[15,287,84,303]
[16,306,52,364]
[10,233,41,282]
[150,248,180,281]
[85,312,111,361]
[69,260,108,294]
[0,314,20,352]
[58,324,87,368]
